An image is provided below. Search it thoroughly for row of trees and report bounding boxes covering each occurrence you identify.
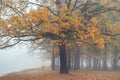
[0,0,120,73]
[51,43,120,71]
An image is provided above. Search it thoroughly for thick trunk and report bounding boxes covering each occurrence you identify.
[59,44,68,73]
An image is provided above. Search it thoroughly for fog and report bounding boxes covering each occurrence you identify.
[0,44,48,75]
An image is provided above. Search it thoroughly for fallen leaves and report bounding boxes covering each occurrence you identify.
[0,70,120,80]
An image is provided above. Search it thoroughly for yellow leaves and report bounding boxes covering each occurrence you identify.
[1,7,51,36]
[88,27,100,39]
[90,17,99,26]
[113,22,120,32]
[61,33,66,38]
[85,26,105,49]
[51,40,61,45]
[51,39,65,46]
[51,25,60,33]
[25,8,49,24]
[105,21,120,33]
[0,18,6,28]
[0,2,107,50]
[51,39,68,46]
[100,13,106,18]
[59,22,71,29]
[96,38,104,49]
[55,8,81,30]
[105,36,111,40]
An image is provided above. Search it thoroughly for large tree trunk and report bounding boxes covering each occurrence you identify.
[59,44,68,73]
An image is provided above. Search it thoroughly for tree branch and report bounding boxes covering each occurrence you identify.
[24,1,57,16]
[102,32,120,36]
[42,32,60,40]
[0,40,20,49]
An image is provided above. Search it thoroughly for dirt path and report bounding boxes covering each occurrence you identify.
[0,70,120,80]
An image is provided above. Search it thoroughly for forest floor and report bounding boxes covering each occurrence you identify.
[0,68,120,80]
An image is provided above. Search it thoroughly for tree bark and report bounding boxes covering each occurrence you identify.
[74,52,80,70]
[67,50,71,71]
[113,45,119,70]
[59,44,68,73]
[51,46,55,70]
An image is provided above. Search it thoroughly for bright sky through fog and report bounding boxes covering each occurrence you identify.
[0,44,46,75]
[0,0,50,75]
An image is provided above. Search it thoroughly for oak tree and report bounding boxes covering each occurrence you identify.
[0,0,120,73]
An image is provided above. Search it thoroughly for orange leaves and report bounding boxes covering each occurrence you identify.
[112,22,120,32]
[0,18,6,28]
[90,17,99,26]
[0,2,109,49]
[83,26,105,49]
[51,40,61,45]
[51,39,67,46]
[96,38,104,49]
[104,21,120,34]
[61,33,66,38]
[25,8,50,24]
[1,7,51,36]
[87,26,100,41]
[53,7,105,49]
[55,8,80,30]
[35,8,49,22]
[89,26,100,34]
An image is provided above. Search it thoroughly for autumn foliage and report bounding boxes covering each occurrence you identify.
[0,5,105,49]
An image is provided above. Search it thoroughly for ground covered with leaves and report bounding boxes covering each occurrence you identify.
[0,69,120,80]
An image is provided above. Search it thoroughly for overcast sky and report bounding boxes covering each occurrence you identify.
[0,44,49,75]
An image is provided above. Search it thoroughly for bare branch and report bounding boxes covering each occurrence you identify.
[0,40,20,49]
[24,1,57,16]
[67,0,72,9]
[73,0,78,8]
[6,4,24,17]
[102,32,120,36]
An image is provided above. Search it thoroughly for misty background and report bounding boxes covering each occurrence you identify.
[0,44,50,75]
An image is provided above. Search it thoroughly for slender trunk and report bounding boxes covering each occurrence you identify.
[59,44,68,73]
[87,53,91,69]
[81,56,84,69]
[113,45,119,70]
[74,52,80,70]
[51,46,55,70]
[71,56,74,70]
[102,57,107,70]
[97,59,101,70]
[93,57,97,70]
[67,51,71,71]
[102,44,108,70]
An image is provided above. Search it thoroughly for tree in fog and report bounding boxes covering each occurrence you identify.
[0,0,120,73]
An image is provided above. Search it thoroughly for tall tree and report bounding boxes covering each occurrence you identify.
[0,0,120,73]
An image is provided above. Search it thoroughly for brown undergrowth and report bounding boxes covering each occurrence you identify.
[0,69,120,80]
